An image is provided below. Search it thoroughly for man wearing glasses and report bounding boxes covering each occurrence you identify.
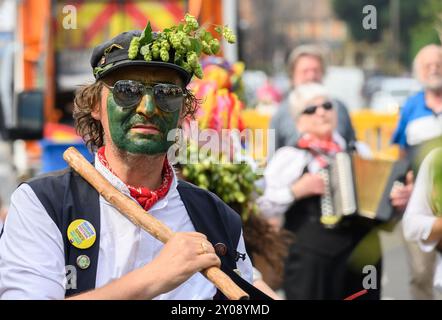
[0,29,255,299]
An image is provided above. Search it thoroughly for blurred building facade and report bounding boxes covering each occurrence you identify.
[238,0,348,73]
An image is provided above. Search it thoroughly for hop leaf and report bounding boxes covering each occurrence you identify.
[203,30,213,43]
[140,44,150,56]
[139,22,153,46]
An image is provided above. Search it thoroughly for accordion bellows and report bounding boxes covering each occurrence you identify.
[320,152,409,227]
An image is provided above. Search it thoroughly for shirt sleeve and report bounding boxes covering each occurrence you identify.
[257,147,307,218]
[235,230,253,284]
[392,99,412,149]
[402,150,439,252]
[0,184,66,299]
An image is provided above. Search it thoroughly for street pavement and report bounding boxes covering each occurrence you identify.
[380,221,442,300]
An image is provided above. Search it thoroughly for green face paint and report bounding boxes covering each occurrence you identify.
[106,91,180,155]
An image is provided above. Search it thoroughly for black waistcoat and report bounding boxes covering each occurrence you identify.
[283,168,376,258]
[23,168,270,299]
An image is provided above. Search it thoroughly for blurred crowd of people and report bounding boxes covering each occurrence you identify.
[256,43,442,300]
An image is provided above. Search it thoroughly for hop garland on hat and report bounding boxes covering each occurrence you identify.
[128,13,236,79]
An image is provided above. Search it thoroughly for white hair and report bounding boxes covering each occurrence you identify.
[289,83,329,119]
[412,44,442,82]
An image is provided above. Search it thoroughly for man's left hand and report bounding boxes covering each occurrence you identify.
[390,171,414,213]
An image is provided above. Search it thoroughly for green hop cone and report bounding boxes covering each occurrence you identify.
[184,13,199,31]
[170,34,182,49]
[209,39,220,54]
[222,27,236,44]
[181,36,191,50]
[160,48,169,62]
[181,62,192,74]
[234,192,246,203]
[143,52,152,62]
[160,39,170,51]
[128,36,141,59]
[193,63,203,79]
[151,43,160,59]
[183,24,192,34]
[187,51,198,68]
[182,167,189,177]
[201,41,212,55]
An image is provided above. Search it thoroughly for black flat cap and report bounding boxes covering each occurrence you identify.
[90,30,192,85]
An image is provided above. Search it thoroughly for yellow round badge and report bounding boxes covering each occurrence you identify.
[67,219,96,249]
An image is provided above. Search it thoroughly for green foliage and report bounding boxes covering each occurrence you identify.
[181,144,262,221]
[93,63,114,76]
[332,0,442,66]
[409,0,442,61]
[127,14,236,79]
[431,149,442,217]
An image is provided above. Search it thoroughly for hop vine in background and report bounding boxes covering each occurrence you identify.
[180,144,262,222]
[127,13,236,79]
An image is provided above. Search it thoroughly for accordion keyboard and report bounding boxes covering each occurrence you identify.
[319,152,357,228]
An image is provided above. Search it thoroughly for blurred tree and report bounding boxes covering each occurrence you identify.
[333,0,389,43]
[408,0,442,62]
[333,0,442,67]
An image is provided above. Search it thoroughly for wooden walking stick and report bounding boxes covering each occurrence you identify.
[63,147,249,300]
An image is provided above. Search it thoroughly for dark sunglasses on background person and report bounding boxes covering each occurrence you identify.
[302,101,333,115]
[103,80,186,112]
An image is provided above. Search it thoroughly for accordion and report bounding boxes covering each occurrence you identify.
[319,152,409,228]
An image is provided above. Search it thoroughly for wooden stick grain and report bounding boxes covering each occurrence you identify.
[63,147,249,300]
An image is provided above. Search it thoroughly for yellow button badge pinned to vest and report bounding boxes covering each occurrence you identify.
[67,219,97,249]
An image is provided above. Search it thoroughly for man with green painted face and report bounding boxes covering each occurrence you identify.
[0,29,255,300]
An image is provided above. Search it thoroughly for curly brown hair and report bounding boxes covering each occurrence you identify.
[73,81,199,152]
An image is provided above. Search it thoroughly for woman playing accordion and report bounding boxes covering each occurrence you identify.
[258,83,382,300]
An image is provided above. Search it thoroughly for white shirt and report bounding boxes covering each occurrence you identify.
[0,155,253,299]
[402,148,442,289]
[257,132,348,218]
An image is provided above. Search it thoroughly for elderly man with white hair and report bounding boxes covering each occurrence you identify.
[258,83,381,300]
[392,44,442,300]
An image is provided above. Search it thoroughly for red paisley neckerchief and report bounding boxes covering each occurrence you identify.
[296,133,342,168]
[97,146,173,211]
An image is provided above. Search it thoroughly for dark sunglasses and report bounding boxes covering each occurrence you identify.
[103,80,186,113]
[302,101,333,115]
